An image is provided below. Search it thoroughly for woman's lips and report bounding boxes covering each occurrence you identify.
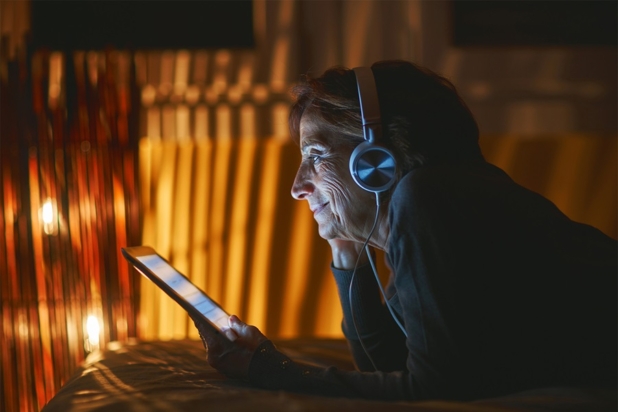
[313,202,328,216]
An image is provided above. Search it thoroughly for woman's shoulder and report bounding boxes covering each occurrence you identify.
[391,161,508,204]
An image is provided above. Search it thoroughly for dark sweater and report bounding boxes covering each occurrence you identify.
[248,161,617,400]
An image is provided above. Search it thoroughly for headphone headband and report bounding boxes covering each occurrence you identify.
[349,66,396,193]
[353,67,381,143]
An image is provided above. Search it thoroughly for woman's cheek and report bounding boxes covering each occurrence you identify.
[316,156,354,219]
[322,175,354,225]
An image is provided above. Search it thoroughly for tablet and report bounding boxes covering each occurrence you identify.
[121,246,231,337]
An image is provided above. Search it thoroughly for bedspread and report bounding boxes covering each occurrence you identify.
[42,339,616,412]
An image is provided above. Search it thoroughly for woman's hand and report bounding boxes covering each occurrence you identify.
[328,238,370,270]
[194,315,268,380]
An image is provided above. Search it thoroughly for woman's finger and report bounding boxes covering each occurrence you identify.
[222,327,238,342]
[228,315,268,349]
[228,315,253,338]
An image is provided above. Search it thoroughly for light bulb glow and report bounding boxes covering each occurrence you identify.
[42,201,54,224]
[40,198,58,235]
[84,315,101,352]
[86,316,100,338]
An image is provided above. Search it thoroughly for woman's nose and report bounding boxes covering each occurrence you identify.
[291,167,314,200]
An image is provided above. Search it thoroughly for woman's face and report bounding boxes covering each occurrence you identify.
[291,113,376,242]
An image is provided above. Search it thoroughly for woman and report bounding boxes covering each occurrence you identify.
[196,61,617,401]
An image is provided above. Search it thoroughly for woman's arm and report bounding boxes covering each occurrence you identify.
[248,339,421,400]
[244,174,463,400]
[332,262,408,372]
[328,239,407,372]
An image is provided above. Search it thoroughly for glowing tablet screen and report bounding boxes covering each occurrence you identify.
[136,254,229,330]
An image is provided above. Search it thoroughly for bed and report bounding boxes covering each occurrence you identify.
[42,338,616,412]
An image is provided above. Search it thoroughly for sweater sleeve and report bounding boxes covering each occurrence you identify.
[248,339,422,400]
[331,263,407,372]
[386,170,465,398]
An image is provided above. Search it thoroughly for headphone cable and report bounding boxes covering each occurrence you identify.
[366,247,408,338]
[348,193,381,371]
[348,192,409,371]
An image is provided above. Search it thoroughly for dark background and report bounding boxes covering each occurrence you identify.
[31,0,254,50]
[452,0,617,46]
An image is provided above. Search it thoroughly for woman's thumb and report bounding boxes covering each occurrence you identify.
[228,315,245,332]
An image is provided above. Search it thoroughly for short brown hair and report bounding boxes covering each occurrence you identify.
[289,60,483,176]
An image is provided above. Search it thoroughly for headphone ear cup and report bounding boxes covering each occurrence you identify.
[349,141,397,193]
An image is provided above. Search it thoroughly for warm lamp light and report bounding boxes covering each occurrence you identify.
[84,315,101,353]
[42,202,53,222]
[40,198,58,235]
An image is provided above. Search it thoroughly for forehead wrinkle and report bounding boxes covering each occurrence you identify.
[300,111,333,144]
[300,122,331,154]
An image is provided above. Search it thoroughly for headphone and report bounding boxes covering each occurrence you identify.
[347,69,408,362]
[349,67,397,193]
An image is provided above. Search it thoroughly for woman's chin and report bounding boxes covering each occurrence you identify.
[318,224,351,242]
[317,227,334,240]
[317,223,338,241]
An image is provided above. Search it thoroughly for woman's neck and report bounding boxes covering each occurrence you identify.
[367,207,390,251]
